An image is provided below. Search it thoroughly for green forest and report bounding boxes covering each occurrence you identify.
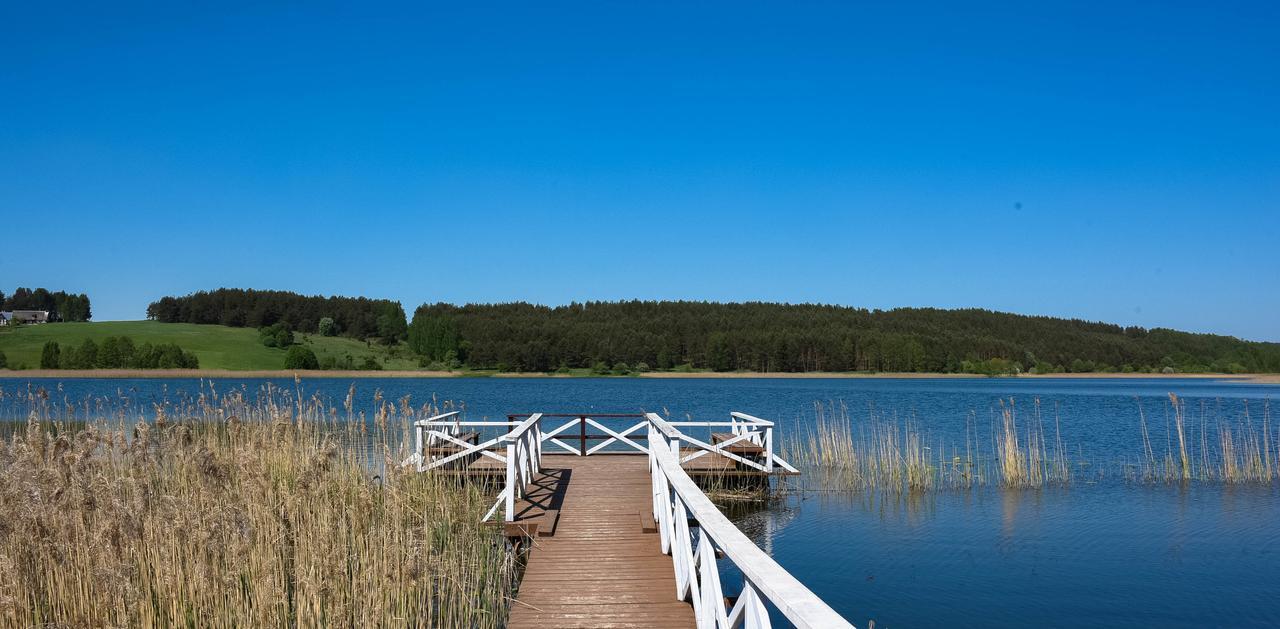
[1,287,92,322]
[405,301,1280,374]
[140,292,1280,374]
[147,289,407,340]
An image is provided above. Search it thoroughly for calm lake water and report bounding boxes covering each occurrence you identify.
[2,376,1277,627]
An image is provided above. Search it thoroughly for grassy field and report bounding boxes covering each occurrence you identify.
[0,321,420,371]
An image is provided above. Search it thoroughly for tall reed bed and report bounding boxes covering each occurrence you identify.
[1130,394,1276,484]
[789,394,1276,493]
[0,381,512,628]
[788,400,994,493]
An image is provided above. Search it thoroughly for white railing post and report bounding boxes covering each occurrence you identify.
[765,425,774,473]
[414,423,424,471]
[504,441,517,521]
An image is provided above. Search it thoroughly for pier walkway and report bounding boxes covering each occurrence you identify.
[403,411,853,629]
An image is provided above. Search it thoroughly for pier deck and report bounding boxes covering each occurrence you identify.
[406,411,852,628]
[507,455,695,628]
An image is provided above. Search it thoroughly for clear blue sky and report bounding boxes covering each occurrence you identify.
[2,2,1277,340]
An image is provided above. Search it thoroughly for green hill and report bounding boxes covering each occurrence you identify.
[0,321,417,371]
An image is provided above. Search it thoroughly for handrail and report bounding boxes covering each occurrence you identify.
[729,411,774,426]
[646,412,685,438]
[646,413,854,628]
[488,413,543,521]
[500,413,542,442]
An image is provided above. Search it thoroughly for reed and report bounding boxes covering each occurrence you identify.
[1130,395,1277,485]
[791,394,1276,493]
[0,383,513,628]
[1171,393,1191,481]
[788,401,993,493]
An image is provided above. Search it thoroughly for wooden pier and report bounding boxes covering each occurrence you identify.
[404,411,853,629]
[507,455,695,628]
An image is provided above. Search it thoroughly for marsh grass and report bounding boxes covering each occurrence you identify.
[792,395,1276,493]
[790,401,947,493]
[0,381,513,628]
[1128,394,1278,484]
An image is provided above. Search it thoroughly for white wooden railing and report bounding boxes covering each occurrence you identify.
[670,411,799,474]
[647,412,853,629]
[404,410,799,515]
[403,411,544,522]
[490,412,543,521]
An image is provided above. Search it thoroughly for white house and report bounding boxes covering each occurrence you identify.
[1,310,50,325]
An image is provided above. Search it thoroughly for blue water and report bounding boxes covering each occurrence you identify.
[2,376,1277,627]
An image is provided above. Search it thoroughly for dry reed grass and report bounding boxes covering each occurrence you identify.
[0,380,513,628]
[791,394,1276,493]
[1130,394,1277,484]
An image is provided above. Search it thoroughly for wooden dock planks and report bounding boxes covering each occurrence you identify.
[507,455,696,629]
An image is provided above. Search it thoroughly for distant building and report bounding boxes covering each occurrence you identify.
[3,310,51,325]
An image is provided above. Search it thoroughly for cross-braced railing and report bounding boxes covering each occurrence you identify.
[668,411,799,474]
[403,411,544,522]
[404,411,800,523]
[488,413,543,521]
[647,413,853,628]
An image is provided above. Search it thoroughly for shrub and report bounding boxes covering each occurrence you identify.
[284,346,320,370]
[40,341,60,369]
[590,361,610,375]
[259,322,293,348]
[0,350,7,369]
[612,362,631,375]
[635,362,651,373]
[359,356,383,371]
[318,317,337,337]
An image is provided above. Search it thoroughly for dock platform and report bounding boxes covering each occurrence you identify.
[507,455,696,628]
[404,411,852,629]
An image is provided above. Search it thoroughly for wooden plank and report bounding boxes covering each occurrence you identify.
[507,455,695,629]
[639,508,657,533]
[537,509,559,537]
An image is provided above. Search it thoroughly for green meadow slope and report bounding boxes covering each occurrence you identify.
[0,321,417,371]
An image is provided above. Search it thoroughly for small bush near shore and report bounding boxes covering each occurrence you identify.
[284,345,320,369]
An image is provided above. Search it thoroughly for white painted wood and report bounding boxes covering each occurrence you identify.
[728,411,775,427]
[499,413,543,443]
[504,441,517,521]
[541,417,581,439]
[422,435,506,469]
[411,410,461,426]
[498,413,544,522]
[681,430,764,463]
[585,419,649,454]
[764,427,774,472]
[646,412,854,629]
[546,438,582,455]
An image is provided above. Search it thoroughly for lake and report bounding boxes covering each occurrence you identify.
[2,375,1277,627]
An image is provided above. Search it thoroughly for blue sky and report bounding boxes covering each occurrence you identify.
[2,2,1277,340]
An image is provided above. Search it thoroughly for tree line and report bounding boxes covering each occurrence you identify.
[147,289,406,341]
[405,301,1280,374]
[2,287,91,321]
[40,337,199,370]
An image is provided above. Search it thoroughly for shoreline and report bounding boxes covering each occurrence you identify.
[0,368,1274,383]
